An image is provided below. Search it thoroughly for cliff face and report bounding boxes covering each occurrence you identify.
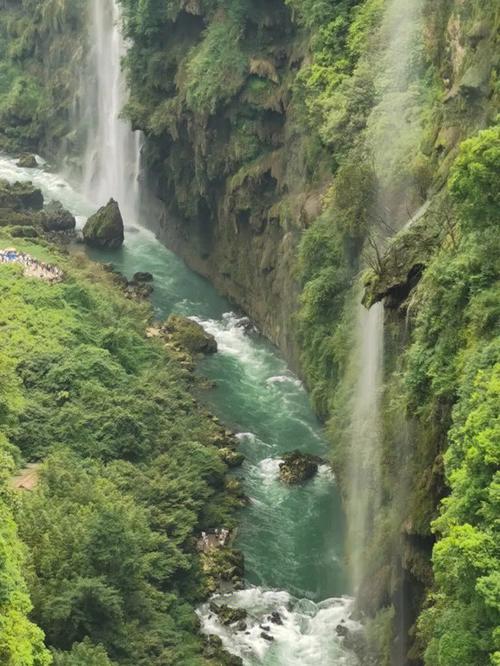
[118,0,332,364]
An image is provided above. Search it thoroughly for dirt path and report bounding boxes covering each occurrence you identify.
[10,463,41,491]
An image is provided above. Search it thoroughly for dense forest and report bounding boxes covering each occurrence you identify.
[0,0,498,665]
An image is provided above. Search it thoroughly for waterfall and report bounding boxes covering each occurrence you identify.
[81,0,141,223]
[346,0,424,593]
[347,303,385,591]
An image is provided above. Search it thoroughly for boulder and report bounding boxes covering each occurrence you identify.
[133,271,153,283]
[269,611,283,625]
[83,198,124,249]
[209,602,247,626]
[40,201,76,232]
[162,314,217,354]
[218,448,245,468]
[279,451,320,485]
[0,179,43,211]
[16,154,38,168]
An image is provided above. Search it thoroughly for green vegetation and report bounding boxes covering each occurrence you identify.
[0,232,240,665]
[411,126,500,666]
[0,0,85,153]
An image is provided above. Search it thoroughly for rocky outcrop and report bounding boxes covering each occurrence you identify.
[209,602,247,626]
[83,199,124,249]
[203,635,243,666]
[201,547,245,594]
[40,201,76,232]
[161,314,217,355]
[363,205,445,310]
[16,154,38,168]
[0,180,75,237]
[0,179,43,212]
[278,451,321,484]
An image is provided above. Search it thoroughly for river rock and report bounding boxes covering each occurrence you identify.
[16,153,38,168]
[269,611,283,625]
[209,602,247,626]
[83,198,124,249]
[261,632,274,642]
[218,447,245,468]
[162,314,217,355]
[40,201,76,232]
[278,451,320,485]
[133,271,153,283]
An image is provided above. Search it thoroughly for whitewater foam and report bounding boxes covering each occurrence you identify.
[198,587,359,665]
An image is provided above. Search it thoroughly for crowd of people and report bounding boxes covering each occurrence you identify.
[0,248,63,283]
[199,528,231,552]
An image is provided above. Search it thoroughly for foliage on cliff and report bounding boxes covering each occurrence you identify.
[0,0,85,153]
[0,233,239,665]
[411,125,500,666]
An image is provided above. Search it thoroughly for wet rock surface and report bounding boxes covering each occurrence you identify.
[16,153,38,168]
[83,198,124,248]
[209,602,248,626]
[40,200,76,232]
[161,314,218,355]
[278,450,322,484]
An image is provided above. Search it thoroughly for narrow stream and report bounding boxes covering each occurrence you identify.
[0,153,358,663]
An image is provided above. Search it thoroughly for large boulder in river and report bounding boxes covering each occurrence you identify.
[83,198,124,249]
[279,451,321,485]
[40,201,76,232]
[209,602,247,626]
[162,314,217,355]
[16,154,38,168]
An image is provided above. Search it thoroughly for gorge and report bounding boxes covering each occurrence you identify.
[0,1,498,665]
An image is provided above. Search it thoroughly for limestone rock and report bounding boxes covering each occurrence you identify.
[209,602,247,626]
[362,205,443,309]
[279,450,321,485]
[16,154,38,168]
[218,447,245,468]
[162,314,217,355]
[0,179,43,211]
[40,201,76,232]
[83,198,124,249]
[133,271,153,283]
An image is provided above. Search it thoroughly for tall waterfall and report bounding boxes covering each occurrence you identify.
[347,0,424,593]
[81,0,141,223]
[347,303,385,590]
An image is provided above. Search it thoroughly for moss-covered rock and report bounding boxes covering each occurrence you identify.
[0,179,43,211]
[40,201,76,232]
[218,448,245,468]
[362,208,444,310]
[16,154,38,168]
[83,199,124,249]
[203,635,244,665]
[278,451,321,484]
[162,314,218,355]
[201,547,245,594]
[209,602,247,626]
